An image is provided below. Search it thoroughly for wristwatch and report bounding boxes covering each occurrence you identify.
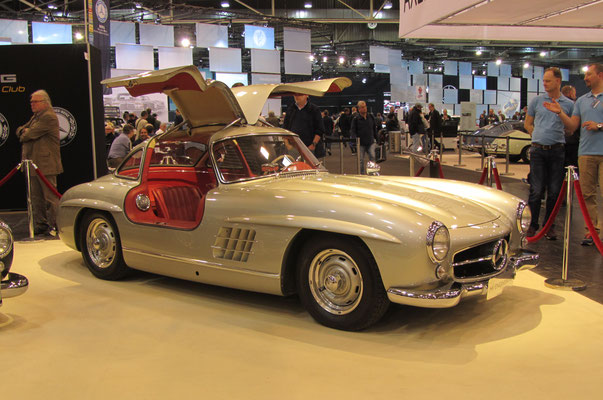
[598,123,603,131]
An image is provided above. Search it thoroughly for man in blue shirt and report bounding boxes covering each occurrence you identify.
[545,63,603,245]
[524,67,574,240]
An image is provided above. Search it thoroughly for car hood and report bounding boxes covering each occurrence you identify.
[248,173,502,228]
[101,65,351,126]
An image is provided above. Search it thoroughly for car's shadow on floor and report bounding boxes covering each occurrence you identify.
[39,249,564,364]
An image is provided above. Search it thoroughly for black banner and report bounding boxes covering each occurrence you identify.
[89,0,111,93]
[0,44,106,210]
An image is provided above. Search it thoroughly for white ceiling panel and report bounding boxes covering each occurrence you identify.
[528,4,603,27]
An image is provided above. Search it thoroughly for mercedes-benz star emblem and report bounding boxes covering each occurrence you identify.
[491,239,508,271]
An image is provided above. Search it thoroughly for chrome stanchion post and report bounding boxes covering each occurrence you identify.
[545,166,587,291]
[356,137,361,174]
[24,160,35,239]
[339,140,344,174]
[499,135,514,176]
[429,149,439,178]
[486,156,493,187]
[455,132,465,166]
[477,134,486,171]
[439,131,444,162]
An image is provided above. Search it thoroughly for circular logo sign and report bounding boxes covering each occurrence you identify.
[95,0,109,23]
[0,113,9,148]
[54,107,77,147]
[253,29,266,48]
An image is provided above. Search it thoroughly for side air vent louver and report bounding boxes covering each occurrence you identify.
[212,227,256,262]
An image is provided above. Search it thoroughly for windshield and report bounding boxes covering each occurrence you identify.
[213,134,323,183]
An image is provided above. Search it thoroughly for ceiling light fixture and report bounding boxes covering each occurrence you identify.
[495,59,502,65]
[383,1,393,10]
[134,3,142,9]
[304,2,312,9]
[540,51,547,57]
[583,66,589,72]
[523,62,530,69]
[339,56,345,64]
[476,50,482,56]
[221,1,230,8]
[181,38,191,47]
[323,56,328,62]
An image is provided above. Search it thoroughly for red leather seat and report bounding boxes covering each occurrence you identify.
[151,185,204,228]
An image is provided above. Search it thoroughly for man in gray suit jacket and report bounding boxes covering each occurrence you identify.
[16,90,63,235]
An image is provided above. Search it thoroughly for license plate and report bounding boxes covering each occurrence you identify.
[486,278,513,300]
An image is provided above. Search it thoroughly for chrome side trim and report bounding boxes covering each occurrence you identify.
[123,247,279,278]
[1,272,29,299]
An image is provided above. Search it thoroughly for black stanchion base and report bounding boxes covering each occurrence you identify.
[544,278,587,291]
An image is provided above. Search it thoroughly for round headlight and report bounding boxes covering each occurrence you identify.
[0,222,14,258]
[516,202,531,234]
[427,221,450,263]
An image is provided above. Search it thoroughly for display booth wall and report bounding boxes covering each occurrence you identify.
[0,44,106,210]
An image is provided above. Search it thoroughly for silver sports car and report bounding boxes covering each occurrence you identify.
[57,66,538,331]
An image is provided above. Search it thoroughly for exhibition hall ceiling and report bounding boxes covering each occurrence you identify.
[0,0,601,71]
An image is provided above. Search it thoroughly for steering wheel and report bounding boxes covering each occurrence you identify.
[271,154,296,167]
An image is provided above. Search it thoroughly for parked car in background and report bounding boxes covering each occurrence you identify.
[57,66,539,331]
[485,129,532,163]
[462,121,527,152]
[0,220,28,306]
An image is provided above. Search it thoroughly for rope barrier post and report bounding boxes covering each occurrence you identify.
[439,131,444,162]
[356,137,361,174]
[24,160,35,239]
[339,139,344,174]
[429,149,439,178]
[476,134,486,171]
[499,135,514,176]
[545,166,587,291]
[486,156,493,187]
[409,153,416,177]
[454,132,465,167]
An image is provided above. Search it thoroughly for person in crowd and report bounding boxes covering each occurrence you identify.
[408,103,427,152]
[105,122,116,152]
[174,109,184,126]
[107,124,136,168]
[479,110,487,127]
[427,103,442,151]
[512,111,521,120]
[442,109,451,121]
[350,101,377,174]
[135,110,148,135]
[545,63,603,245]
[385,111,400,132]
[375,112,383,129]
[122,111,130,124]
[498,110,506,121]
[524,67,574,240]
[283,93,325,157]
[15,89,63,236]
[127,112,137,126]
[266,111,281,127]
[486,108,500,125]
[133,125,153,146]
[337,107,353,150]
[520,106,528,120]
[146,109,156,128]
[155,122,167,136]
[322,110,334,155]
[561,85,580,172]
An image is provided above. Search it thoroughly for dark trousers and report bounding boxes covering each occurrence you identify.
[528,146,565,230]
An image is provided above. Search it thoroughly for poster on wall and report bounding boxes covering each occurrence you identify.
[0,44,105,210]
[89,0,111,92]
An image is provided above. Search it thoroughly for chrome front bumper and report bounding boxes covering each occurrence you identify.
[0,272,29,305]
[387,249,539,308]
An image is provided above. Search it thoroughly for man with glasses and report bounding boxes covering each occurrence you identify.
[16,90,63,236]
[545,63,603,245]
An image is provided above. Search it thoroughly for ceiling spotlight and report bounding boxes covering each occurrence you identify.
[323,56,328,62]
[472,70,476,75]
[181,38,191,47]
[539,51,547,57]
[523,62,530,69]
[75,32,83,40]
[47,4,58,10]
[339,56,345,64]
[309,55,315,61]
[495,59,502,65]
[482,71,486,75]
[476,50,482,56]
[134,2,142,9]
[304,2,312,9]
[355,58,362,65]
[583,65,589,72]
[383,1,393,10]
[362,78,367,84]
[221,1,230,7]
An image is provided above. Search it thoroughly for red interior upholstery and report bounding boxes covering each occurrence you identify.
[151,185,203,223]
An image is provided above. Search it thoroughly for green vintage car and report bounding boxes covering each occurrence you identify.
[56,66,538,331]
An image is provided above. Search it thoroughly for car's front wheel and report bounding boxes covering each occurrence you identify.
[80,212,129,280]
[520,145,531,163]
[296,235,389,331]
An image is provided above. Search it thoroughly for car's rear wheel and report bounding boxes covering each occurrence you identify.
[296,234,389,331]
[80,212,129,280]
[520,145,531,163]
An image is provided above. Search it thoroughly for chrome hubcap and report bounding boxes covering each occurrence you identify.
[308,249,363,315]
[86,218,116,269]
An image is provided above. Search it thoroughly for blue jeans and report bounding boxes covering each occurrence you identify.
[359,143,376,174]
[528,146,565,230]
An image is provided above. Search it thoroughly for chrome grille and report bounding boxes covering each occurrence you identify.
[451,237,509,282]
[212,227,256,262]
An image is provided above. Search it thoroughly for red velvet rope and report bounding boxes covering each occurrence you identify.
[478,167,487,185]
[437,158,444,179]
[492,167,503,190]
[414,166,425,177]
[33,165,62,199]
[526,180,567,243]
[573,180,603,255]
[0,165,20,188]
